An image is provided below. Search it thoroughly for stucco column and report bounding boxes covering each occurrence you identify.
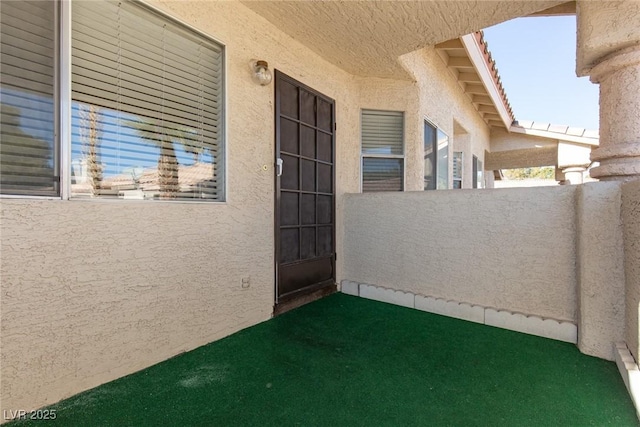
[589,46,640,181]
[562,167,586,185]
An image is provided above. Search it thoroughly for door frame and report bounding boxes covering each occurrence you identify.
[274,70,337,309]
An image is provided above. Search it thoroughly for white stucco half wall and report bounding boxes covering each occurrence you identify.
[343,186,578,323]
[623,181,640,361]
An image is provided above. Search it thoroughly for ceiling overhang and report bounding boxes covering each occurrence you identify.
[528,1,576,17]
[241,0,565,79]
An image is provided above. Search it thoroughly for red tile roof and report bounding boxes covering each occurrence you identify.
[474,31,516,123]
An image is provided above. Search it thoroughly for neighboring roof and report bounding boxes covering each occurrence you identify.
[435,31,515,129]
[437,30,600,142]
[72,162,216,196]
[106,162,215,191]
[510,120,599,146]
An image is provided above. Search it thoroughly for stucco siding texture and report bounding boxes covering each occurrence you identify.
[490,128,557,152]
[623,181,640,361]
[485,146,558,171]
[576,182,626,361]
[403,48,492,189]
[0,0,498,413]
[1,199,274,412]
[576,0,640,74]
[242,0,564,79]
[343,186,578,322]
[0,0,358,414]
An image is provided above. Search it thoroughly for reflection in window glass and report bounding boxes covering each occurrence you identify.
[424,120,449,190]
[477,159,484,189]
[362,158,403,192]
[473,155,484,189]
[70,0,224,201]
[436,129,449,190]
[0,1,57,196]
[424,121,436,190]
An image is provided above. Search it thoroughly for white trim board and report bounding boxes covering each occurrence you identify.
[340,281,577,344]
[615,342,640,420]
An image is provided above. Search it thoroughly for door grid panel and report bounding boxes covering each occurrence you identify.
[275,71,335,301]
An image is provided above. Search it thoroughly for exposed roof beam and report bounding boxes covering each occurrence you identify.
[465,83,487,94]
[472,95,493,105]
[461,34,513,128]
[483,113,501,121]
[436,39,464,49]
[478,105,497,114]
[485,146,558,170]
[458,72,481,83]
[448,57,473,68]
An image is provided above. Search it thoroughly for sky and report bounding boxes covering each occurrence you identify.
[483,16,599,131]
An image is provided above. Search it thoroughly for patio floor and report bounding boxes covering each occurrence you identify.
[10,293,638,426]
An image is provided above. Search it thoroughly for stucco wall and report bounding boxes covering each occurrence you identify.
[355,77,420,191]
[402,48,491,190]
[622,181,640,361]
[0,0,497,414]
[576,182,626,360]
[343,186,578,322]
[0,0,360,414]
[490,128,557,152]
[1,200,275,411]
[485,146,558,170]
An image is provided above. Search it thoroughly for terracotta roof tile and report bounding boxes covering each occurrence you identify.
[474,31,515,123]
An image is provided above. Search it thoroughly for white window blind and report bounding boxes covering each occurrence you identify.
[71,0,224,200]
[0,1,57,196]
[362,158,403,192]
[361,109,404,192]
[361,110,403,155]
[453,151,463,189]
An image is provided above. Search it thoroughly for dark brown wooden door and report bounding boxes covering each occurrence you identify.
[275,71,335,304]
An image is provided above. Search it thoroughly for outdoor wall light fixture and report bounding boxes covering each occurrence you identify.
[251,60,272,86]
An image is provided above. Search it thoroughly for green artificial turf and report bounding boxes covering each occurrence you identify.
[9,293,638,426]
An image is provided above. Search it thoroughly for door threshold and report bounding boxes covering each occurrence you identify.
[274,283,336,316]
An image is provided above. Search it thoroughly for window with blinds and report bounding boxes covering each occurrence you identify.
[0,1,58,196]
[361,109,404,192]
[70,0,224,201]
[452,151,463,189]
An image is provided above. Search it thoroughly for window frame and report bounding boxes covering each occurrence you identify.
[360,108,406,193]
[0,1,61,199]
[472,154,484,189]
[452,151,463,189]
[423,117,450,191]
[1,0,228,203]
